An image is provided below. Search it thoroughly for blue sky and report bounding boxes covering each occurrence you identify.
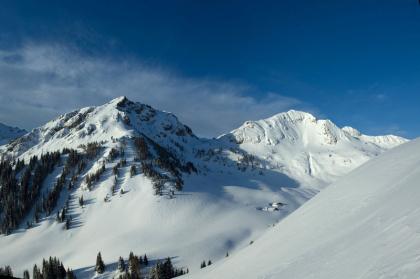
[0,0,419,138]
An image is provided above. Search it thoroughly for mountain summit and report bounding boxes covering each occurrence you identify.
[220,109,407,188]
[4,96,198,159]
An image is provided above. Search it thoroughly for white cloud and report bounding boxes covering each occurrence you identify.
[0,44,306,137]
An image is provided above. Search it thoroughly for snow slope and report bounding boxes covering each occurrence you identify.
[0,122,26,145]
[190,138,420,279]
[0,97,408,277]
[0,97,311,277]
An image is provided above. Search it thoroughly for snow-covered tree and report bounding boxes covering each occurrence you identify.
[117,256,126,272]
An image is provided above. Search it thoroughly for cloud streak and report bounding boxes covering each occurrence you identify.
[0,44,306,137]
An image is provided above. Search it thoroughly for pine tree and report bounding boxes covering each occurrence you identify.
[130,165,136,177]
[66,268,76,279]
[226,251,229,257]
[33,264,42,279]
[143,254,148,265]
[23,269,30,279]
[200,261,206,268]
[95,252,105,274]
[117,270,131,279]
[78,195,84,207]
[0,265,13,276]
[207,260,212,266]
[65,218,70,230]
[59,262,67,279]
[128,252,140,278]
[163,258,174,278]
[148,258,184,279]
[149,262,164,279]
[117,256,126,272]
[60,208,66,222]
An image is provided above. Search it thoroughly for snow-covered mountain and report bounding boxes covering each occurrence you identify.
[0,97,408,278]
[0,122,26,145]
[190,138,420,279]
[3,96,199,160]
[220,110,407,188]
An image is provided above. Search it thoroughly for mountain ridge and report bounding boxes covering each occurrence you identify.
[220,108,407,188]
[0,122,27,145]
[0,96,409,278]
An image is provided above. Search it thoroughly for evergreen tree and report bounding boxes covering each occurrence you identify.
[0,152,61,234]
[78,195,84,207]
[207,260,212,266]
[23,269,30,279]
[163,258,174,278]
[226,251,229,257]
[117,270,131,279]
[60,208,66,222]
[143,254,148,265]
[41,257,66,279]
[66,268,76,279]
[0,265,13,276]
[33,264,42,279]
[65,218,70,230]
[128,252,140,278]
[200,261,206,268]
[113,165,119,175]
[149,258,184,279]
[130,165,136,177]
[117,256,126,272]
[95,252,105,274]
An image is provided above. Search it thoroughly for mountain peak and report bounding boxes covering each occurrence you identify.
[0,122,27,145]
[3,97,198,158]
[269,110,317,122]
[220,109,407,187]
[107,95,130,107]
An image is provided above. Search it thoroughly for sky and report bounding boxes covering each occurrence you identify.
[0,0,419,138]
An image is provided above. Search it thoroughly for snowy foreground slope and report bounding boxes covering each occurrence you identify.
[0,123,26,145]
[0,97,407,277]
[190,138,420,279]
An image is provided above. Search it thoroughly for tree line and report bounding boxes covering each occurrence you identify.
[0,142,102,235]
[0,152,60,234]
[95,251,187,279]
[133,135,196,196]
[1,256,76,279]
[1,250,187,279]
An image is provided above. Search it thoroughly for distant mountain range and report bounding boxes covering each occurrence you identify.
[0,122,26,145]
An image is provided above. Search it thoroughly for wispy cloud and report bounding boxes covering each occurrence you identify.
[0,44,307,137]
